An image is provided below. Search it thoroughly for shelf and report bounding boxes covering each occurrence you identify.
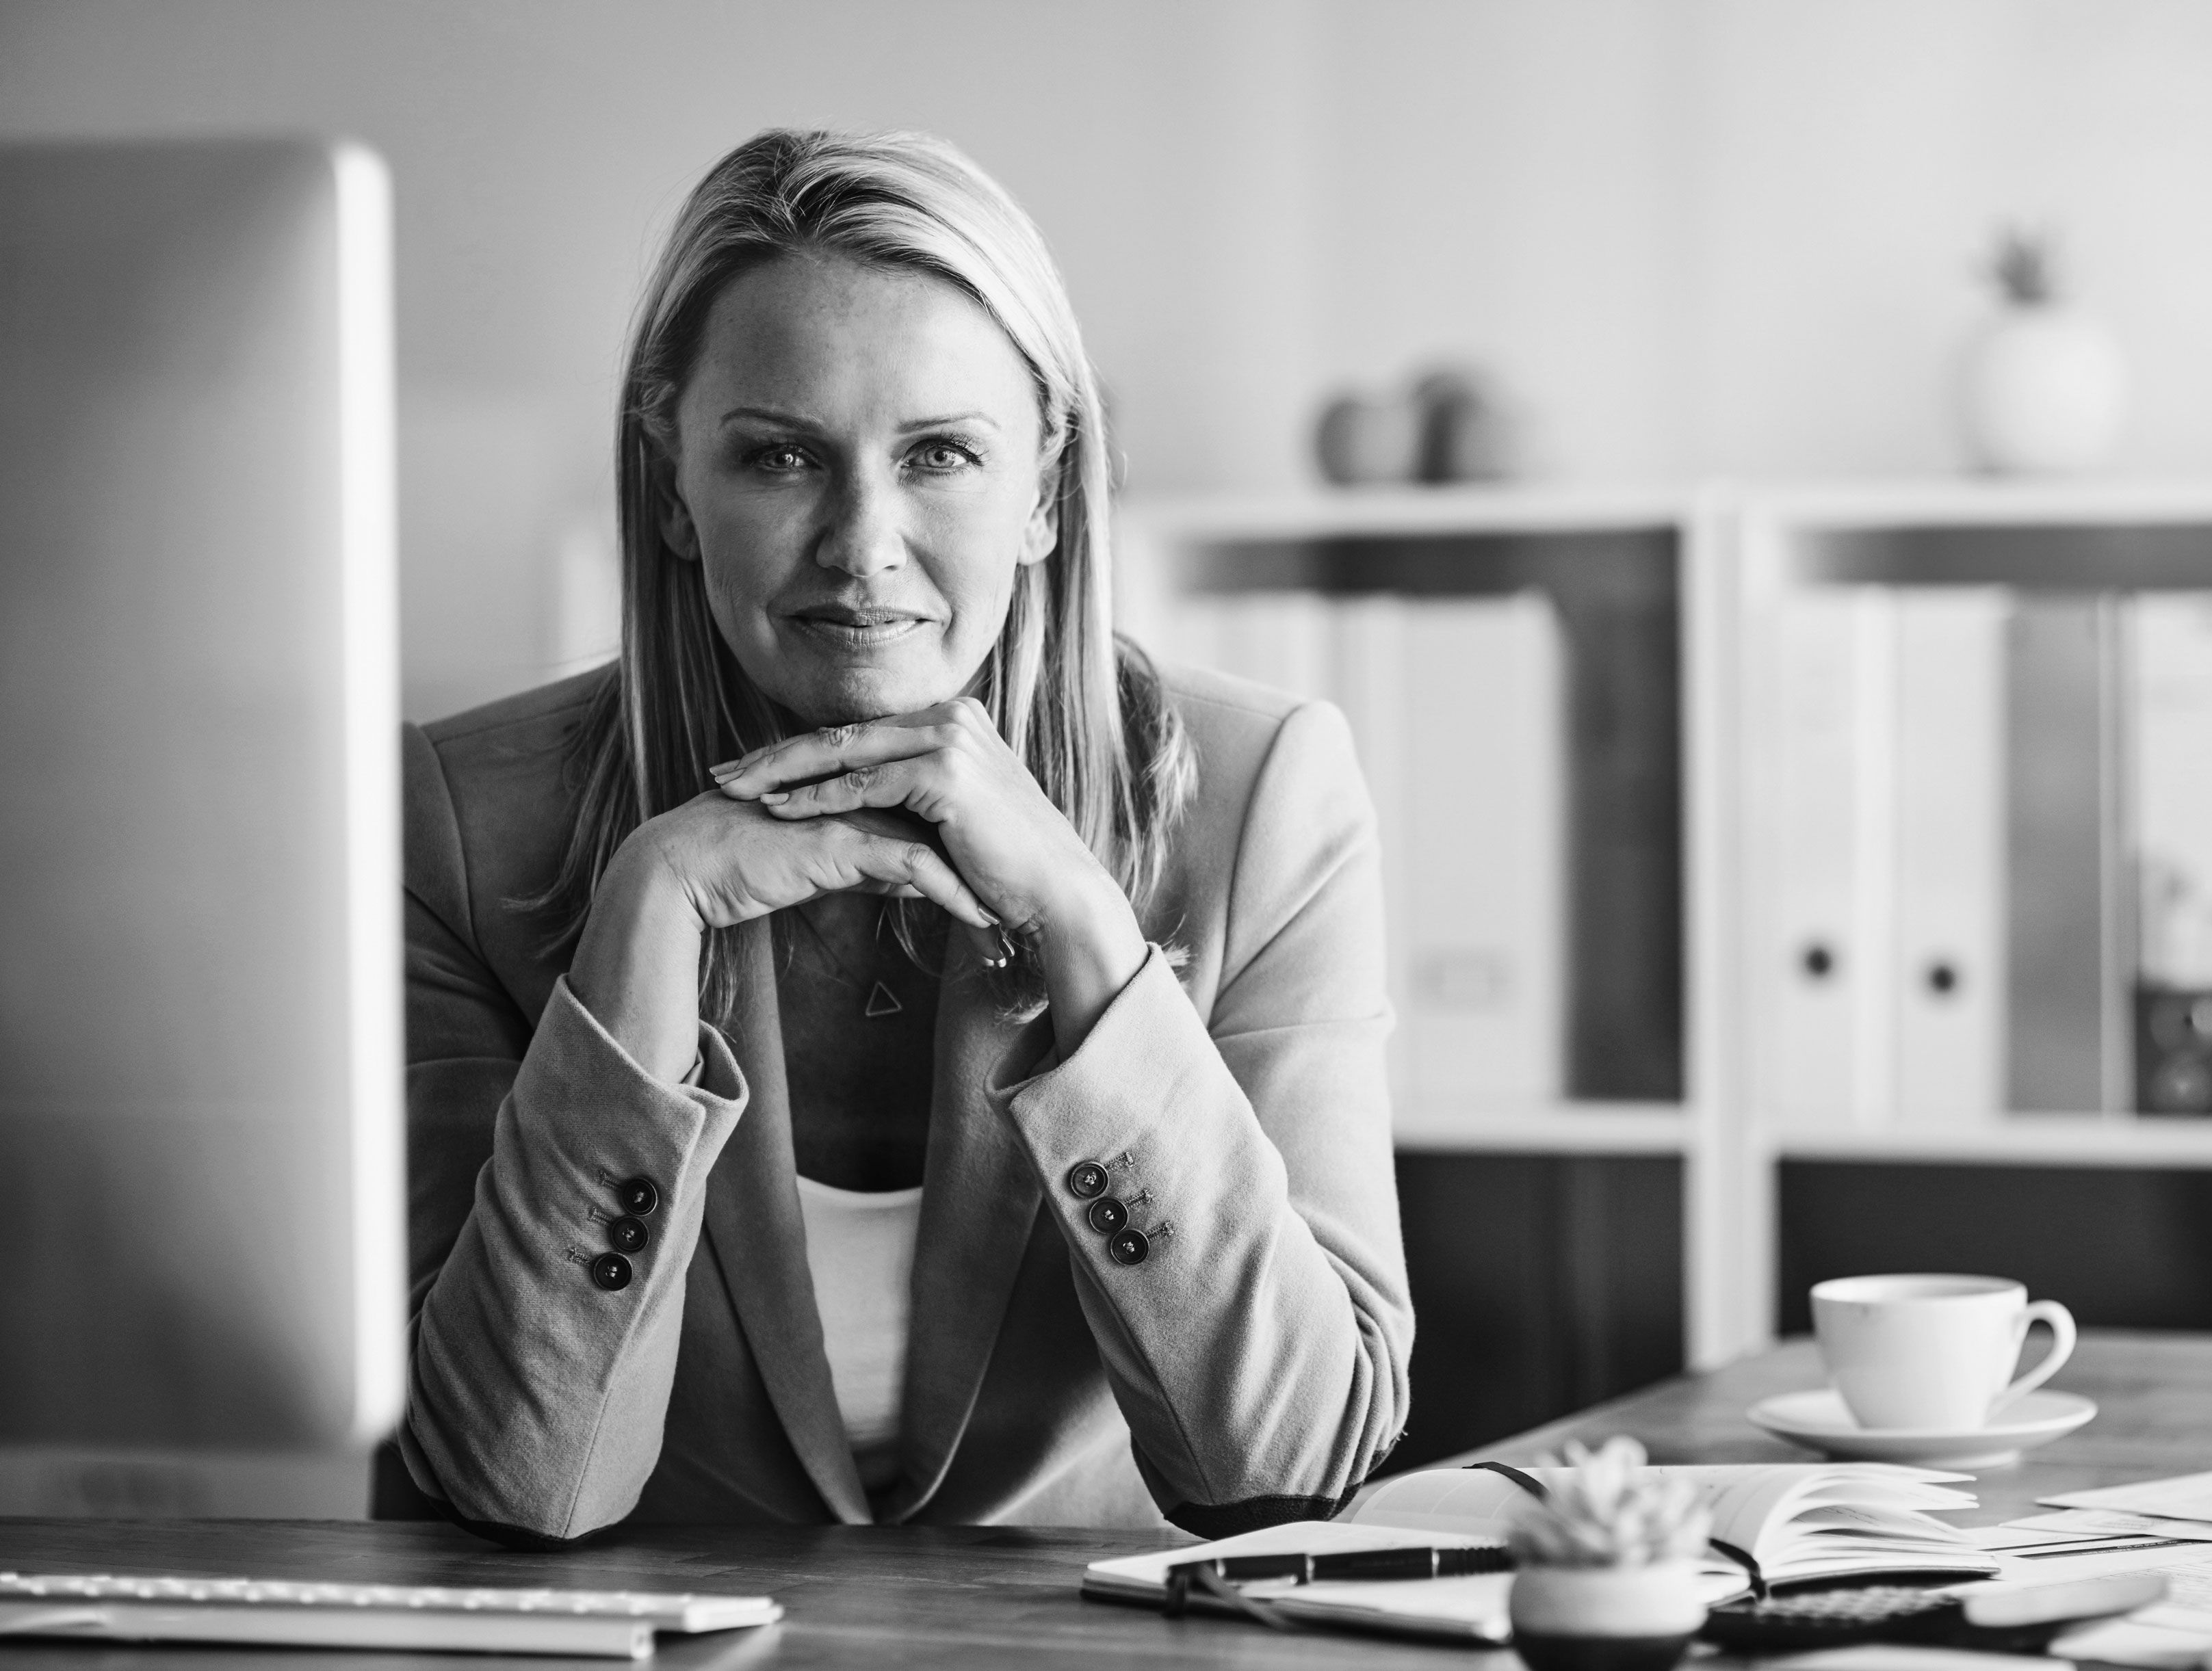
[1773,1118,2212,1168]
[1119,484,1695,542]
[1123,479,2212,1371]
[1728,477,2212,529]
[1393,1104,1691,1155]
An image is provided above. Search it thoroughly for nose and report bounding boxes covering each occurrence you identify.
[815,461,906,579]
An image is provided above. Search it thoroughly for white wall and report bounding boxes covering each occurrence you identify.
[5,0,2209,720]
[1680,0,2212,479]
[0,0,1328,718]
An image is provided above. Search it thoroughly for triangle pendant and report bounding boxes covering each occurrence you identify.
[864,980,904,1019]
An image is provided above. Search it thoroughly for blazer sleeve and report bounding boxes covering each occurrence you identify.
[395,724,750,1545]
[987,698,1411,1537]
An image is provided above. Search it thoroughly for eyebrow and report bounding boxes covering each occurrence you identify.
[716,404,1003,434]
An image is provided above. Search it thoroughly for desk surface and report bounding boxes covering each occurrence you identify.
[1,1330,2204,1668]
[1466,1328,2212,1526]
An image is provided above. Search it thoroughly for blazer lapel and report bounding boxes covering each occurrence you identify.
[699,917,871,1526]
[881,944,1050,1523]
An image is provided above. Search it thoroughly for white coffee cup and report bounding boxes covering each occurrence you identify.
[1810,1274,2076,1432]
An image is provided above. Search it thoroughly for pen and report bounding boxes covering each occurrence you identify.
[1165,1544,1514,1586]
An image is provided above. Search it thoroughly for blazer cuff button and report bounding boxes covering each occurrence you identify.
[590,1252,634,1291]
[616,1176,660,1217]
[1066,1161,1108,1200]
[608,1215,649,1255]
[1086,1196,1129,1235]
[1106,1228,1150,1267]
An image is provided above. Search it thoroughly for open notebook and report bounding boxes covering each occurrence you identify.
[1084,1462,1996,1644]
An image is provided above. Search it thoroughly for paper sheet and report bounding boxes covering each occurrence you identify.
[2042,1469,2212,1522]
[2012,1509,2212,1544]
[1991,1542,2212,1587]
[2043,1551,2212,1667]
[1968,1525,2146,1553]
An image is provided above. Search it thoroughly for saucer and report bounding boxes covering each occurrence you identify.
[1747,1389,2097,1469]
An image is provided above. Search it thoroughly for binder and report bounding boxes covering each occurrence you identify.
[1391,593,1566,1111]
[2126,594,2212,1113]
[2005,598,2120,1113]
[1173,583,1567,1115]
[1756,587,1866,1127]
[1758,586,2009,1129]
[1173,588,1334,702]
[1890,590,2007,1124]
[1333,595,1411,1103]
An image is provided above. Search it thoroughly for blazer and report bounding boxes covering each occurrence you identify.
[396,660,1411,1544]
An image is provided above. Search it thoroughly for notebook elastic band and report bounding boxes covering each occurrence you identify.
[1463,1460,1548,1500]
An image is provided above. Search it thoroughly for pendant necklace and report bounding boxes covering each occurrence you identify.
[790,902,907,1019]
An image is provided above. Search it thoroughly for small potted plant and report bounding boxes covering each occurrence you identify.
[1957,223,2128,475]
[1507,1436,1711,1671]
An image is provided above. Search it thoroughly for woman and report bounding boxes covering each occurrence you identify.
[399,128,1410,1547]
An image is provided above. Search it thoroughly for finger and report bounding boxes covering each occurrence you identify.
[712,714,959,797]
[839,804,946,850]
[960,919,1017,971]
[837,828,996,930]
[756,759,928,821]
[705,740,779,778]
[846,878,926,899]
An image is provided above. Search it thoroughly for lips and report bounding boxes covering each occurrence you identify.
[784,602,935,647]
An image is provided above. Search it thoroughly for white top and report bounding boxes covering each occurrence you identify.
[793,1175,923,1492]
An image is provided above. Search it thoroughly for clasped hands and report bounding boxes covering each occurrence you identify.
[672,698,1130,974]
[580,697,1151,1073]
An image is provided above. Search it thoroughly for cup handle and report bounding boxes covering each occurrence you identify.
[1991,1300,2077,1415]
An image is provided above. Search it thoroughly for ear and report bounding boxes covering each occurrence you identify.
[1017,478,1058,568]
[655,455,701,562]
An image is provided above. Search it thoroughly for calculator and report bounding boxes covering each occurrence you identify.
[1700,1571,2165,1655]
[1702,1586,1979,1653]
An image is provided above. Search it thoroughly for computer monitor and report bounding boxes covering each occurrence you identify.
[0,137,404,1471]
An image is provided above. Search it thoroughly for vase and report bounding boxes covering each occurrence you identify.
[1957,302,2127,475]
[1314,392,1422,486]
[1508,1561,1706,1671]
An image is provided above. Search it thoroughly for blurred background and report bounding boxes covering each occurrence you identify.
[9,0,2212,719]
[10,0,2212,1509]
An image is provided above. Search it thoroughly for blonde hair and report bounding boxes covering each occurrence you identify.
[536,128,1191,1018]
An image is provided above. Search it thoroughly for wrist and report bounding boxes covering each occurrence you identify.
[568,831,707,1083]
[602,824,707,935]
[1034,871,1147,1060]
[1035,871,1147,1003]
[1032,865,1138,956]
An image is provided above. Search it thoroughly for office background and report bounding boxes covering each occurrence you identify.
[9,1,2212,720]
[8,0,2212,1508]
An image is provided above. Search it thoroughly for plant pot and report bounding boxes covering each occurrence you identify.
[1958,302,2127,475]
[1509,1562,1705,1671]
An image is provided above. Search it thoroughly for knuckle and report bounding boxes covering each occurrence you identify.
[899,840,935,873]
[820,722,863,753]
[843,765,875,791]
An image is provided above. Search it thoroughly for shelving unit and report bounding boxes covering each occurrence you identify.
[1119,479,2212,1420]
[1719,480,2212,1363]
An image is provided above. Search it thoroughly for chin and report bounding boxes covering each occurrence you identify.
[783,666,968,728]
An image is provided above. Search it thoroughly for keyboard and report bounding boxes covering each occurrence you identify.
[0,1570,781,1659]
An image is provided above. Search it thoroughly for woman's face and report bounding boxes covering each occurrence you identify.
[662,254,1056,728]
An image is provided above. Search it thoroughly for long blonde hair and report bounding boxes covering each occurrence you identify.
[535,129,1190,1018]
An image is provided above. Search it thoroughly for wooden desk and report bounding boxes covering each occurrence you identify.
[1466,1328,2212,1527]
[1,1330,2202,1667]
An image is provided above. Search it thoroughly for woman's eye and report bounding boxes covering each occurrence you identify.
[750,443,811,473]
[911,440,978,473]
